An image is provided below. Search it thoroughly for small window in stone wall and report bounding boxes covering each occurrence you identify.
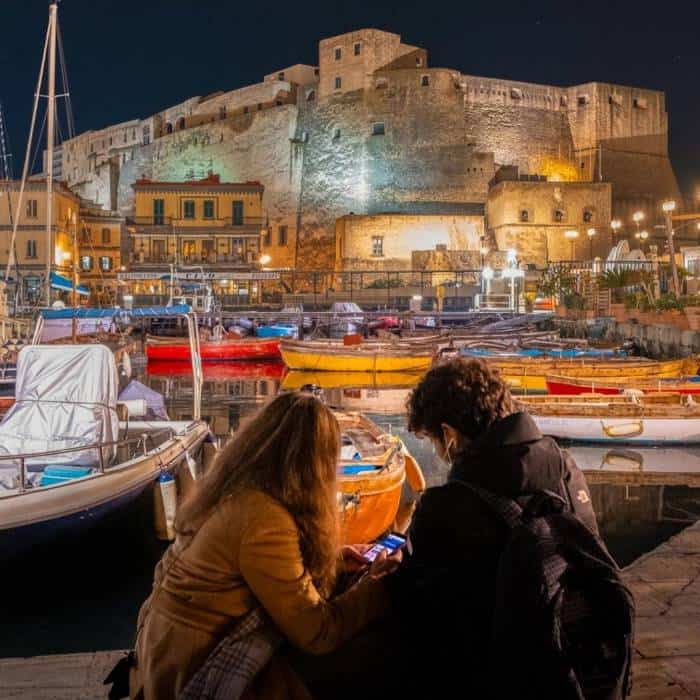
[101,228,111,244]
[354,42,361,56]
[583,209,594,223]
[577,95,589,106]
[553,209,566,223]
[333,128,341,141]
[306,90,315,102]
[335,76,342,90]
[263,228,272,247]
[278,225,288,246]
[519,209,530,223]
[278,72,285,80]
[203,200,215,219]
[100,256,112,271]
[633,97,648,109]
[372,122,385,136]
[183,200,196,219]
[415,56,422,67]
[421,75,430,87]
[372,236,384,257]
[335,47,342,60]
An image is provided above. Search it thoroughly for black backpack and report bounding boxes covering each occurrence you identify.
[460,483,635,700]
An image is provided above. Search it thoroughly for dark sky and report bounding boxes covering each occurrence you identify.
[1,0,698,196]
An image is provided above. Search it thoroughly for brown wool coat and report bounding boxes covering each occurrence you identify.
[129,489,387,700]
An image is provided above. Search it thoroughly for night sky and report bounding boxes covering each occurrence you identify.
[1,0,698,196]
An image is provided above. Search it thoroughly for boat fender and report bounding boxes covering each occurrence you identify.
[185,451,199,481]
[403,448,426,493]
[119,351,132,380]
[158,472,177,540]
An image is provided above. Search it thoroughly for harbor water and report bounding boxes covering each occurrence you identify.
[1,355,700,658]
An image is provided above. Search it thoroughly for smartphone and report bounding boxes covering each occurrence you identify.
[362,533,406,563]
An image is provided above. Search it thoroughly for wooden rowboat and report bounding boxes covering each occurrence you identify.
[494,357,692,392]
[518,393,700,445]
[147,360,286,381]
[545,374,700,396]
[282,370,422,391]
[280,339,433,373]
[146,335,281,361]
[336,411,424,543]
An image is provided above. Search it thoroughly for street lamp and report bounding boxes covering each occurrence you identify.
[480,245,489,267]
[259,254,271,266]
[610,219,622,245]
[586,227,596,258]
[564,230,579,260]
[662,200,680,296]
[482,265,494,298]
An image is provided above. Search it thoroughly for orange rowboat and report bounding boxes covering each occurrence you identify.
[336,411,424,544]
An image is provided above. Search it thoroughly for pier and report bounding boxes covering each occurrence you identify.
[2,519,699,698]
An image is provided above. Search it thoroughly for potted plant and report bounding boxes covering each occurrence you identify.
[597,269,636,322]
[538,264,575,317]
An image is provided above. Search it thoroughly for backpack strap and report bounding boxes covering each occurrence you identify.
[453,480,523,529]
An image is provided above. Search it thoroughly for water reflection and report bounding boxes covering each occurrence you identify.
[139,358,700,566]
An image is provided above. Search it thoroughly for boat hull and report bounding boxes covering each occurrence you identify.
[281,343,432,373]
[0,421,209,557]
[531,414,700,445]
[146,337,281,361]
[546,375,700,396]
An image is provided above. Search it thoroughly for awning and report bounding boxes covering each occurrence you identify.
[41,304,192,320]
[50,271,90,296]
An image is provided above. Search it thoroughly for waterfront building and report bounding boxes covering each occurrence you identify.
[52,28,680,270]
[0,179,80,304]
[77,201,124,304]
[123,173,270,300]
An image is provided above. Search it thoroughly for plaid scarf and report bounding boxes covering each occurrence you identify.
[179,607,283,700]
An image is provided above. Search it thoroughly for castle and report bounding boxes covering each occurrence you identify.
[54,28,680,269]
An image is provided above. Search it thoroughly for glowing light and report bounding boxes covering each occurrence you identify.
[633,211,645,223]
[506,249,517,263]
[611,220,622,230]
[479,246,489,256]
[62,251,71,261]
[564,230,579,240]
[259,254,271,265]
[482,266,494,280]
[587,228,596,238]
[662,200,677,213]
[412,294,423,301]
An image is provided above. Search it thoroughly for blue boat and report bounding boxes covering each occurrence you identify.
[256,323,298,339]
[461,346,626,360]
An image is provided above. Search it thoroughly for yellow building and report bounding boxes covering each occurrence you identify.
[78,201,124,304]
[0,179,81,304]
[125,174,270,299]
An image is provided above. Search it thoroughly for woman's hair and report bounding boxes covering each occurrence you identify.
[176,391,341,596]
[407,357,514,441]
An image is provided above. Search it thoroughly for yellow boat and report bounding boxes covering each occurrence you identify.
[494,357,694,393]
[282,370,423,391]
[336,411,425,543]
[280,339,433,373]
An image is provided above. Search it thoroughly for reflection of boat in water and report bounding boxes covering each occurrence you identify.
[567,445,700,482]
[336,411,424,543]
[146,335,281,361]
[326,387,414,414]
[147,360,286,381]
[520,393,700,445]
[281,339,433,372]
[282,370,422,391]
[496,357,692,392]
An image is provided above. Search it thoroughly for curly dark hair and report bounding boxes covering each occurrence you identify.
[407,357,514,440]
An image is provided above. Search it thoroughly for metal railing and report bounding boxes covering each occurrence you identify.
[127,216,264,227]
[1,426,177,495]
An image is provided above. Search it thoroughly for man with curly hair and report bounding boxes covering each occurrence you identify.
[387,357,598,696]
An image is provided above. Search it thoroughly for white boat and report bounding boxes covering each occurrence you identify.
[0,307,209,557]
[566,445,700,475]
[520,394,700,445]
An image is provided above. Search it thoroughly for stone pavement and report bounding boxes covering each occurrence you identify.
[2,522,700,699]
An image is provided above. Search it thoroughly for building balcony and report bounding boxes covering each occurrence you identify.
[130,252,260,268]
[126,216,264,234]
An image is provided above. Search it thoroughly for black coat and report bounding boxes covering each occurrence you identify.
[387,412,598,696]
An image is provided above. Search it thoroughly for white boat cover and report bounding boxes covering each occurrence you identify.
[0,345,119,468]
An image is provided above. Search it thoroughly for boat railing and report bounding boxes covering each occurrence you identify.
[1,425,178,495]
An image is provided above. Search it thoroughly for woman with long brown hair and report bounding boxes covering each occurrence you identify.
[129,392,392,699]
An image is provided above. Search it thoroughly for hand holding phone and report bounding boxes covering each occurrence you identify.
[362,533,406,563]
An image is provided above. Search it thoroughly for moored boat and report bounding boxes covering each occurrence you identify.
[282,369,422,391]
[494,357,693,392]
[147,359,286,380]
[280,339,433,372]
[146,335,281,361]
[546,373,700,396]
[518,393,700,445]
[336,411,424,543]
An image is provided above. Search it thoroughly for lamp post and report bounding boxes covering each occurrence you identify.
[586,227,596,259]
[662,200,680,296]
[564,230,579,261]
[482,265,493,306]
[611,219,621,246]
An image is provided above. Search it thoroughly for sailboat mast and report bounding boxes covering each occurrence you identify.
[44,1,58,305]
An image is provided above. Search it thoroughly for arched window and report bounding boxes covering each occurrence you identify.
[177,117,186,131]
[165,122,173,135]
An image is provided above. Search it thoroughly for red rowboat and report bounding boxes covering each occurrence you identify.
[546,373,700,396]
[146,360,286,380]
[146,336,281,361]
